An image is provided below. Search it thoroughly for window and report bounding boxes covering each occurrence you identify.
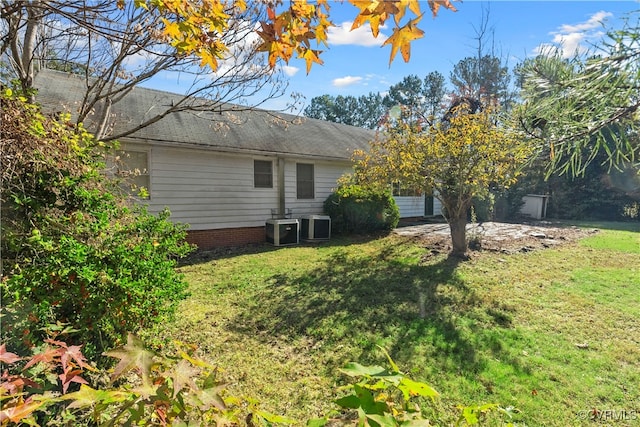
[296,163,314,199]
[254,160,273,188]
[116,150,150,198]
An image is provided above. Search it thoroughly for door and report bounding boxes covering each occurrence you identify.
[424,193,434,216]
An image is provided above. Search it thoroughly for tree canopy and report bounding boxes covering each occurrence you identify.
[383,72,447,125]
[304,72,447,129]
[353,103,533,256]
[303,93,385,129]
[450,55,512,108]
[515,11,640,176]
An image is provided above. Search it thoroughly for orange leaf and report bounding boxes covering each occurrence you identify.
[267,6,276,21]
[23,346,62,370]
[315,16,333,47]
[291,1,316,19]
[367,14,384,38]
[349,1,391,37]
[299,48,324,74]
[256,21,275,43]
[427,0,458,18]
[257,38,294,68]
[382,17,424,65]
[60,368,89,394]
[394,0,422,25]
[3,399,44,423]
[198,49,219,70]
[0,344,21,364]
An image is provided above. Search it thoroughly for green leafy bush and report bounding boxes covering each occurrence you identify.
[324,184,400,234]
[0,89,192,361]
[470,192,495,222]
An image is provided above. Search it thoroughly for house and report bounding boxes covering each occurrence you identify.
[34,69,438,249]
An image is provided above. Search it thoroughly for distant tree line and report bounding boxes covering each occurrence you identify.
[307,41,639,223]
[303,55,512,130]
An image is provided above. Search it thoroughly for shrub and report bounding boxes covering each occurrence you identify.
[324,184,400,234]
[0,89,192,361]
[470,192,495,222]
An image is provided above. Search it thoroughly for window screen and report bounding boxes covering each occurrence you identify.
[296,163,314,199]
[254,160,273,188]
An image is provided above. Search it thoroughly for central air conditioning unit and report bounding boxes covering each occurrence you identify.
[265,219,299,246]
[300,215,331,241]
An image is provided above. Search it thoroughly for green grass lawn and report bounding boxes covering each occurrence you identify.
[156,223,640,426]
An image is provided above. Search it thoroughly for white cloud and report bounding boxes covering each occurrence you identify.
[558,11,612,33]
[332,75,363,87]
[122,49,162,69]
[533,11,613,58]
[327,21,387,47]
[281,65,300,77]
[553,31,589,57]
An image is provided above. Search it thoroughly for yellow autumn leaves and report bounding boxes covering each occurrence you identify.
[353,107,534,199]
[256,0,331,73]
[149,0,242,70]
[124,0,458,73]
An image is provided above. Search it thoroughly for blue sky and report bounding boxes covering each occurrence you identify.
[145,1,639,112]
[273,1,639,111]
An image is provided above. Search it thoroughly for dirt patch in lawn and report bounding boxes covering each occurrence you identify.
[394,220,599,257]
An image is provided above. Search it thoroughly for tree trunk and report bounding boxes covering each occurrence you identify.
[448,214,468,258]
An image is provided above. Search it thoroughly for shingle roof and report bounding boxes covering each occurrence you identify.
[34,69,375,161]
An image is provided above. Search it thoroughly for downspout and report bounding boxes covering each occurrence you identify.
[277,157,286,218]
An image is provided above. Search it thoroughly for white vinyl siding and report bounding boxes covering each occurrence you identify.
[119,141,444,229]
[136,144,353,231]
[395,195,425,218]
[433,198,443,216]
[394,195,442,218]
[147,146,279,230]
[285,160,346,216]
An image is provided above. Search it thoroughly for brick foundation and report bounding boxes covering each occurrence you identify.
[186,226,266,250]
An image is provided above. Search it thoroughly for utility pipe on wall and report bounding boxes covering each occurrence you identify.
[277,157,286,218]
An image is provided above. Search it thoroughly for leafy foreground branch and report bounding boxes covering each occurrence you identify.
[0,88,192,360]
[0,338,513,426]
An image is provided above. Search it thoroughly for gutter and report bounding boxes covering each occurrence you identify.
[120,136,358,163]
